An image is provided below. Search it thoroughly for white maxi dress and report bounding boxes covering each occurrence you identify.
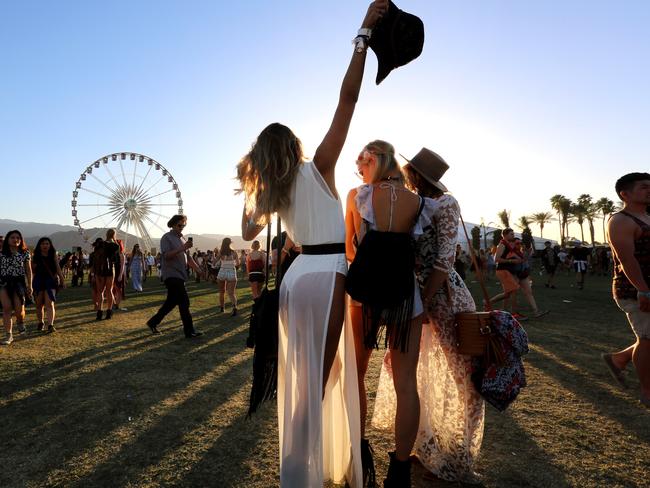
[277,161,362,488]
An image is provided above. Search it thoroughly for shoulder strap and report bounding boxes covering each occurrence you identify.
[414,196,425,224]
[275,217,283,289]
[264,222,272,288]
[619,210,650,228]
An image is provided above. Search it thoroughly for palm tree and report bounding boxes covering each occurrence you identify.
[516,215,531,231]
[596,197,616,243]
[578,194,598,246]
[570,202,587,244]
[530,211,554,239]
[550,194,567,244]
[584,204,598,246]
[497,209,511,229]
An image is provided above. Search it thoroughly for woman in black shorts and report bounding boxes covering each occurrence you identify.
[246,240,266,299]
[32,237,65,332]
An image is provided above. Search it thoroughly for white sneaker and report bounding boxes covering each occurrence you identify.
[1,334,14,345]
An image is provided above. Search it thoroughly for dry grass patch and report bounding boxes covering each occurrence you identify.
[0,271,648,487]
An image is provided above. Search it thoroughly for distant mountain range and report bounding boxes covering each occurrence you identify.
[0,218,558,254]
[0,219,77,237]
[0,219,250,252]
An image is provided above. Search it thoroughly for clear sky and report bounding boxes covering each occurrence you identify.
[2,1,649,244]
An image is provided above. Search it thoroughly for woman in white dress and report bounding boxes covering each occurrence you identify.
[372,149,485,484]
[237,3,387,486]
[130,244,144,292]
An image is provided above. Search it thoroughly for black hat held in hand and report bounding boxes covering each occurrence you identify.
[369,1,425,85]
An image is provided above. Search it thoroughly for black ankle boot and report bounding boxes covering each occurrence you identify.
[96,310,103,321]
[230,307,237,317]
[361,438,376,487]
[383,452,411,488]
[105,309,113,320]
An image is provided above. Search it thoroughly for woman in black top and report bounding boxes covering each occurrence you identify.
[0,230,33,344]
[89,230,120,320]
[32,237,65,332]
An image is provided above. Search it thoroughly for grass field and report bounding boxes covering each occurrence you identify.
[1,268,649,488]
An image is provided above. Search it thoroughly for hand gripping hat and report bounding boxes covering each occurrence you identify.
[368,1,425,85]
[401,148,449,192]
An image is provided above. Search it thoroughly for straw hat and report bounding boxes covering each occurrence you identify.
[400,148,449,192]
[368,1,425,85]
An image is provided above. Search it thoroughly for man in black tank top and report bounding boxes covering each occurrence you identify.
[603,172,650,408]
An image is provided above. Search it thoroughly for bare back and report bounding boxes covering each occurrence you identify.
[371,183,421,233]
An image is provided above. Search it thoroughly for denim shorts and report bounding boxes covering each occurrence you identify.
[615,297,650,340]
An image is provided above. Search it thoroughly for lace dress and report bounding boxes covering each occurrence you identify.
[372,193,485,482]
[276,161,361,488]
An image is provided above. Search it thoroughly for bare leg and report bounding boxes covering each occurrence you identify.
[350,302,373,437]
[105,276,115,310]
[218,280,225,308]
[44,293,56,326]
[633,338,650,396]
[519,279,539,312]
[390,316,423,461]
[227,281,237,308]
[511,292,519,314]
[1,288,13,334]
[611,344,635,370]
[95,276,107,310]
[35,291,45,323]
[322,273,346,394]
[13,294,25,325]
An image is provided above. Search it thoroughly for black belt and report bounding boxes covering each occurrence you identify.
[301,243,346,255]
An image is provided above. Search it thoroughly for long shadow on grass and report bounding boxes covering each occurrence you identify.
[0,325,251,488]
[480,409,571,488]
[52,281,215,313]
[62,351,257,487]
[176,407,278,487]
[525,348,650,443]
[2,302,252,401]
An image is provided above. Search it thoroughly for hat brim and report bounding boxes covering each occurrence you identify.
[400,154,448,193]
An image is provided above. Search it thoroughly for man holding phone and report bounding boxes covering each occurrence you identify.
[146,214,204,338]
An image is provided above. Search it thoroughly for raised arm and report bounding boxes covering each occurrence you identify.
[242,206,265,241]
[313,0,388,189]
[345,188,360,262]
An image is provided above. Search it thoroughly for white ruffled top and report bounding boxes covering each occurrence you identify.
[354,183,440,238]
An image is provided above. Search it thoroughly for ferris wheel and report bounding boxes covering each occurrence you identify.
[71,152,183,252]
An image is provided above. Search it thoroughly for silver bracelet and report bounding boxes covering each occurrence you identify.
[352,35,368,53]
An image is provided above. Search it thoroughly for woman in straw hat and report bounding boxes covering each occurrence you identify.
[237,2,388,487]
[345,139,427,487]
[371,148,485,484]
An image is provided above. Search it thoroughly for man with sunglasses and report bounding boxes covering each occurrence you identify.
[146,214,204,338]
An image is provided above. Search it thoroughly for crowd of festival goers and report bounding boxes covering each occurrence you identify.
[2,1,648,484]
[0,226,613,343]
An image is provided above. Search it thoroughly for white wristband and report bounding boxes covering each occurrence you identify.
[357,27,372,39]
[352,36,368,53]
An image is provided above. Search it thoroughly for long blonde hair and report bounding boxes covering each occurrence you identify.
[364,140,402,183]
[236,123,304,224]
